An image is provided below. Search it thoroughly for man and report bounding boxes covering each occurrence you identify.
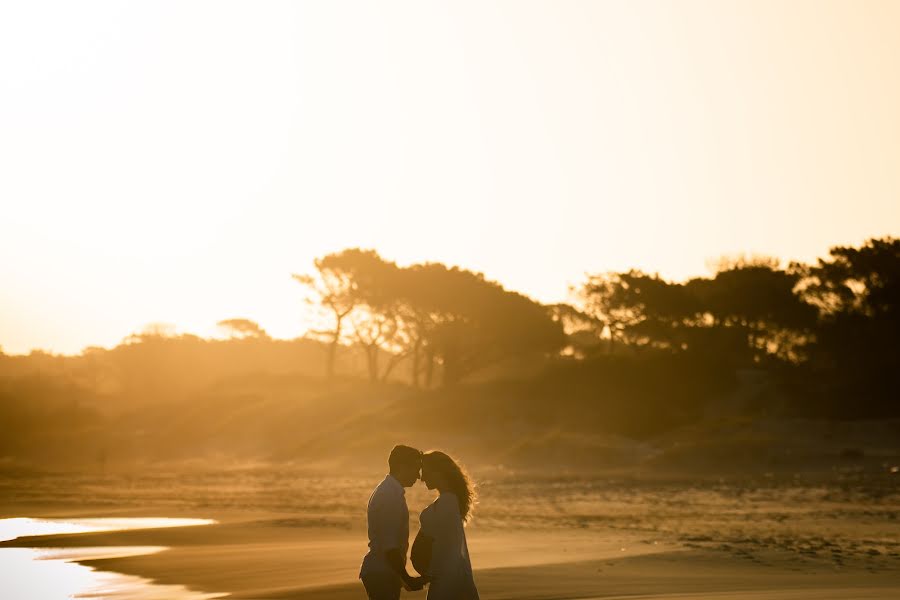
[360,445,427,599]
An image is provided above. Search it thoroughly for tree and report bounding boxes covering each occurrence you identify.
[296,249,414,382]
[800,237,900,318]
[292,249,374,378]
[581,264,816,364]
[797,237,900,416]
[398,264,565,386]
[322,249,406,382]
[302,256,566,387]
[705,253,780,274]
[579,273,635,351]
[125,322,177,342]
[547,303,605,357]
[216,318,270,340]
[581,271,700,350]
[688,263,816,362]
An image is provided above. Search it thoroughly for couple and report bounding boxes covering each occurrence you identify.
[359,445,479,600]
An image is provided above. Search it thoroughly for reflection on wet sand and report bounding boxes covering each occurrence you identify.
[0,517,222,600]
[0,517,217,543]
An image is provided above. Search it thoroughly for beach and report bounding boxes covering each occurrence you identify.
[2,467,897,599]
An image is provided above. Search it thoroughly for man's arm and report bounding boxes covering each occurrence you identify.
[379,495,425,591]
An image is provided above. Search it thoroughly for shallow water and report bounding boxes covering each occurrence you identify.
[0,517,223,600]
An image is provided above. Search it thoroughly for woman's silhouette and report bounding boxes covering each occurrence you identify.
[412,451,479,600]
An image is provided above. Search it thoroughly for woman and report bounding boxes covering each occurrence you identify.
[412,450,479,600]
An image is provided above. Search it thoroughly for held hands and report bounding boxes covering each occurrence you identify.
[402,575,429,592]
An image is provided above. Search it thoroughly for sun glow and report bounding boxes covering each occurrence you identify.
[1,1,898,355]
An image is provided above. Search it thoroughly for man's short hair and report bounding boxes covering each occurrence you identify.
[389,445,422,470]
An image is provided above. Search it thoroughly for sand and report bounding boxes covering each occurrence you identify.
[2,470,898,599]
[2,512,897,600]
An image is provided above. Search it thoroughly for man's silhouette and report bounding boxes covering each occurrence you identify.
[359,445,426,599]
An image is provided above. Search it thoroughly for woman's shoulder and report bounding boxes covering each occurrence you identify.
[419,498,438,520]
[436,492,461,515]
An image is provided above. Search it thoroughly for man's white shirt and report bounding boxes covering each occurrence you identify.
[360,474,409,578]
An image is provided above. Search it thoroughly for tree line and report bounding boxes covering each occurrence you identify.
[1,236,895,418]
[293,237,898,416]
[293,250,565,387]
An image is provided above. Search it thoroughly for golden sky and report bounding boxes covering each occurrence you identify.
[1,1,899,355]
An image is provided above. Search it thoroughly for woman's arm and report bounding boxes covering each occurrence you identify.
[386,547,425,590]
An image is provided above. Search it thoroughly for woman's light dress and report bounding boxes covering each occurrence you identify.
[418,492,479,600]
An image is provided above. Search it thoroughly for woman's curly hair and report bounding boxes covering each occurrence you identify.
[423,450,477,523]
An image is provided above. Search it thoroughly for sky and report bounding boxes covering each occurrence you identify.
[1,1,899,355]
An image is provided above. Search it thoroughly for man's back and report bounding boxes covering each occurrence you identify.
[360,474,409,578]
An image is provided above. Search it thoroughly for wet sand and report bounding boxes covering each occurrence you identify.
[2,511,897,600]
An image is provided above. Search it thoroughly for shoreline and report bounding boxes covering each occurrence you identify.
[3,509,898,600]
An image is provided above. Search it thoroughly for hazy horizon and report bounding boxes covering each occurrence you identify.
[3,0,899,355]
